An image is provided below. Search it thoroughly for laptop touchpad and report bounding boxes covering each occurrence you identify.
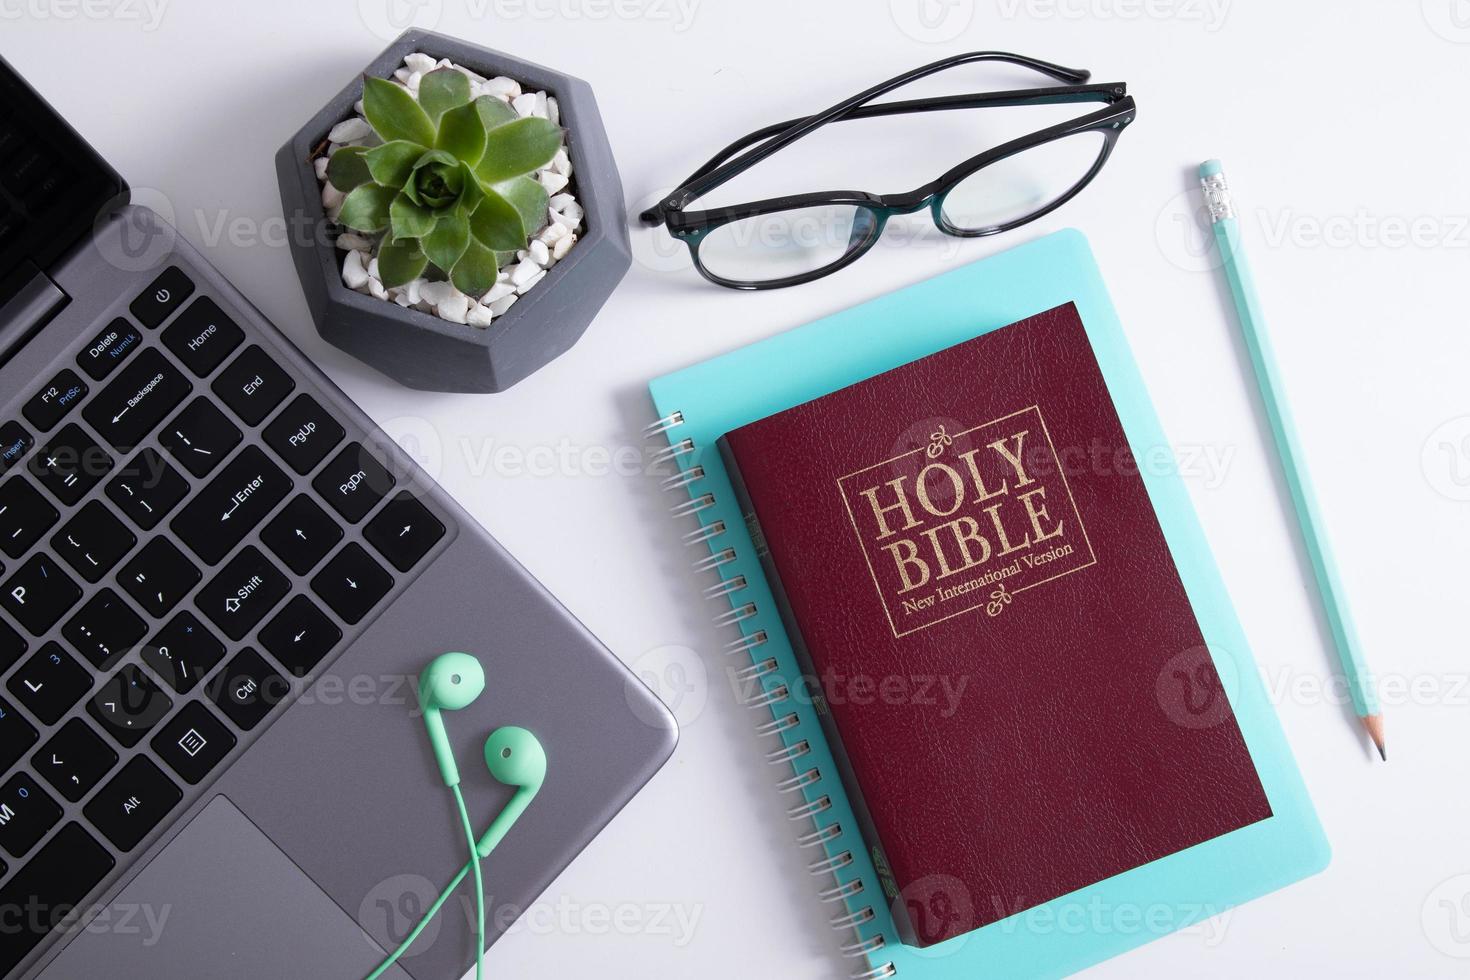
[39,795,405,980]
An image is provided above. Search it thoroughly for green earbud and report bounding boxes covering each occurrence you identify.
[474,726,546,858]
[418,652,486,787]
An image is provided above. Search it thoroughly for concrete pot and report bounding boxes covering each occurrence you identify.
[276,29,631,393]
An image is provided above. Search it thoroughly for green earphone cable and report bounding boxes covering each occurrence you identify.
[364,861,472,980]
[363,792,485,980]
[452,783,486,980]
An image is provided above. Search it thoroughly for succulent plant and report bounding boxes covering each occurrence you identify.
[326,68,562,295]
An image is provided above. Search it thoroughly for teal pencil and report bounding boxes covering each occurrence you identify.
[1198,160,1384,761]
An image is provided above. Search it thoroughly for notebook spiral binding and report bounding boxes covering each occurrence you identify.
[645,412,898,980]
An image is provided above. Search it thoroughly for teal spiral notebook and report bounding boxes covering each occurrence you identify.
[647,229,1329,979]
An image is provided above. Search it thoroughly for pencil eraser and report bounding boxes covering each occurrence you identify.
[1198,159,1224,178]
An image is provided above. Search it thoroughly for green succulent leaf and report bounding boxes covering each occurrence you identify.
[389,191,436,240]
[490,176,548,236]
[457,163,486,215]
[468,188,528,252]
[418,68,472,125]
[421,209,471,273]
[337,182,396,233]
[362,76,436,146]
[473,95,518,132]
[363,140,426,189]
[435,102,487,166]
[475,118,562,183]
[451,239,500,296]
[377,238,428,287]
[326,145,372,192]
[405,150,464,211]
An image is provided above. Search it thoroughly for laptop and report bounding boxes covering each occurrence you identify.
[0,56,676,979]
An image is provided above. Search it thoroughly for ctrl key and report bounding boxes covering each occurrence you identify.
[82,755,182,853]
[0,823,115,975]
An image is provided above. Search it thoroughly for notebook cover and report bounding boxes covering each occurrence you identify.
[717,303,1272,947]
[649,229,1329,979]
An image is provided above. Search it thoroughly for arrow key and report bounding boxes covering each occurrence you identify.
[34,718,118,802]
[364,492,445,572]
[260,495,342,575]
[311,543,392,625]
[259,595,341,677]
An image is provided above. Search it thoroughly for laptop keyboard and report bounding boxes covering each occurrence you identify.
[0,262,451,974]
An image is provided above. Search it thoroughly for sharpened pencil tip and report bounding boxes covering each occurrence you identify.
[1361,714,1386,762]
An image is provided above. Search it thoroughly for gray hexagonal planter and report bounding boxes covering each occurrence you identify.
[276,29,631,393]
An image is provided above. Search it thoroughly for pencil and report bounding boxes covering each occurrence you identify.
[1198,160,1384,761]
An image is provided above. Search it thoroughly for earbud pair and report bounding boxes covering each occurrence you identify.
[419,651,547,839]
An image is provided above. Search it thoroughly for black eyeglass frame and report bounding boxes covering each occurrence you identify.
[640,52,1137,290]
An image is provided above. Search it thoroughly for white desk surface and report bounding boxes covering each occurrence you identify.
[7,2,1468,977]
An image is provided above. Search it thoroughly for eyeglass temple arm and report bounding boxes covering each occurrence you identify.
[663,86,1121,202]
[639,52,1090,223]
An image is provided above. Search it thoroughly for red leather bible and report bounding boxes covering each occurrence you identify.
[718,303,1272,948]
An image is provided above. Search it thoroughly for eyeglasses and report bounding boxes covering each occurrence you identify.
[639,52,1136,290]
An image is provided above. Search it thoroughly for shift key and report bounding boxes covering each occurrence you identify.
[171,447,290,565]
[82,348,192,451]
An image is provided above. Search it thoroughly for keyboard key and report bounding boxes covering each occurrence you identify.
[0,697,39,773]
[0,617,23,673]
[83,347,193,451]
[159,397,240,477]
[28,423,112,506]
[0,773,60,857]
[313,443,396,523]
[77,317,143,380]
[118,537,201,618]
[171,446,291,565]
[312,543,392,625]
[34,718,118,802]
[207,648,287,731]
[62,587,146,670]
[151,700,235,785]
[1,555,81,635]
[130,265,194,328]
[262,394,343,475]
[197,546,289,641]
[88,664,173,748]
[22,368,87,431]
[0,476,56,559]
[365,493,446,572]
[7,642,91,725]
[106,449,188,530]
[143,612,225,694]
[259,595,341,677]
[0,823,115,975]
[213,345,295,426]
[260,495,341,574]
[83,755,182,852]
[51,500,136,582]
[0,419,32,473]
[162,296,243,376]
